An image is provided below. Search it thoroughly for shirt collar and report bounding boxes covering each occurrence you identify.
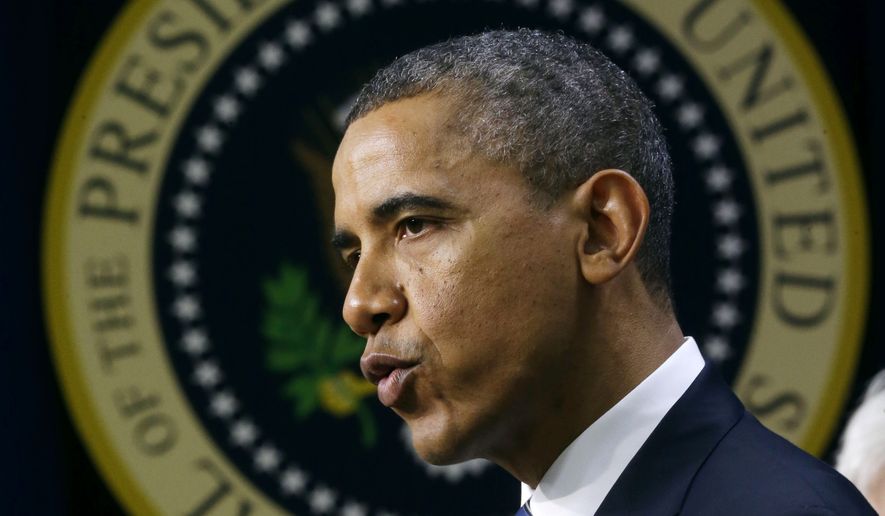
[522,337,705,516]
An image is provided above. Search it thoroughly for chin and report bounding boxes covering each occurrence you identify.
[406,416,478,466]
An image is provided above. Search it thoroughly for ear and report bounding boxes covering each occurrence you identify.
[572,169,650,285]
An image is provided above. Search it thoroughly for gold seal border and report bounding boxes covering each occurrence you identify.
[46,0,294,512]
[751,0,870,456]
[44,1,163,514]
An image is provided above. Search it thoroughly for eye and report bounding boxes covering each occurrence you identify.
[401,217,426,237]
[345,250,361,270]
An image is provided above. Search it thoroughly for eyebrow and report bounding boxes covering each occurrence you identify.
[371,192,455,220]
[330,230,358,252]
[331,192,457,251]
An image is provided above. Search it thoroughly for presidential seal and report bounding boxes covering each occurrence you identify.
[45,0,869,514]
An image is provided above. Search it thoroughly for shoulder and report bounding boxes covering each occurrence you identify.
[680,411,875,516]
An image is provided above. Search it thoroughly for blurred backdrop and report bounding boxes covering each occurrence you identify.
[1,0,883,514]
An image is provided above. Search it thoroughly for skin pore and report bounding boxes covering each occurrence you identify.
[331,93,684,488]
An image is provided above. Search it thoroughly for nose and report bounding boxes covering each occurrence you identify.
[342,260,407,337]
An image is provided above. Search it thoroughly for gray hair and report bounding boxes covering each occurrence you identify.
[346,28,674,303]
[836,370,885,497]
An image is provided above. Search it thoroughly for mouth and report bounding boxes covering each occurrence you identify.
[360,353,420,407]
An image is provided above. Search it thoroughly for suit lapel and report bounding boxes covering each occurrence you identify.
[595,363,745,515]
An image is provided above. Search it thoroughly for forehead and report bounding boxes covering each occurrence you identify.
[332,95,474,209]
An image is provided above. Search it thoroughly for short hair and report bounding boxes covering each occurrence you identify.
[836,370,885,496]
[346,28,674,303]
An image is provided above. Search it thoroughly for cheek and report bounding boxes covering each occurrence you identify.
[403,226,577,372]
[408,243,508,338]
[400,244,475,342]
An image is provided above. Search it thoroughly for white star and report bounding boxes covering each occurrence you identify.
[210,391,239,418]
[717,268,746,294]
[712,303,740,328]
[173,191,201,218]
[340,501,367,516]
[181,328,209,354]
[713,199,742,225]
[693,132,721,159]
[347,0,372,16]
[578,6,605,34]
[235,67,262,96]
[632,48,660,75]
[168,226,196,252]
[231,419,259,446]
[656,74,684,101]
[516,0,539,7]
[280,467,308,494]
[547,0,573,19]
[173,295,202,321]
[182,157,211,185]
[309,486,337,514]
[168,260,196,287]
[196,125,223,153]
[717,234,746,259]
[254,444,282,472]
[704,335,732,362]
[607,25,634,53]
[285,20,312,49]
[259,42,285,70]
[705,165,733,192]
[213,95,240,123]
[315,3,341,31]
[194,361,222,387]
[694,134,721,158]
[676,102,704,129]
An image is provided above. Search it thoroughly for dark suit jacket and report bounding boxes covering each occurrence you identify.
[595,363,876,515]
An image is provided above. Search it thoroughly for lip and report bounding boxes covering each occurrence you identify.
[377,365,419,407]
[360,353,420,407]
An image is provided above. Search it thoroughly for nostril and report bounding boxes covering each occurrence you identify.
[371,313,390,326]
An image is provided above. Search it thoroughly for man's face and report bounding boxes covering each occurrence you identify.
[331,94,582,464]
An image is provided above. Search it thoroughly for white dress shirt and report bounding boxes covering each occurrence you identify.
[520,337,705,516]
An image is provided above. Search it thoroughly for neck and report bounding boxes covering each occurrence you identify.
[489,287,684,488]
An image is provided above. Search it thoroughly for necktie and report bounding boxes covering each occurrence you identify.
[515,501,532,516]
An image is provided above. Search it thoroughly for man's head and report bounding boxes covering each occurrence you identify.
[836,370,885,513]
[331,29,677,476]
[346,28,674,302]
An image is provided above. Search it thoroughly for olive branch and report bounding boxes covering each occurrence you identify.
[262,262,377,448]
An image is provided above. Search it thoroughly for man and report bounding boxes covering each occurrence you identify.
[837,370,885,512]
[330,29,874,515]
